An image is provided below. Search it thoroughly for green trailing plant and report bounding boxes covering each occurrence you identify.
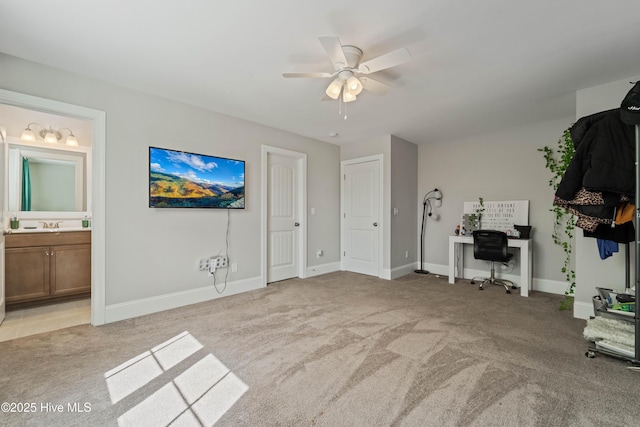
[538,127,576,310]
[467,197,485,230]
[476,197,485,223]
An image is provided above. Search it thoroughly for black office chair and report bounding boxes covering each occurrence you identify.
[470,230,517,294]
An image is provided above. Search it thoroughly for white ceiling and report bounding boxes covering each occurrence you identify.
[1,1,639,145]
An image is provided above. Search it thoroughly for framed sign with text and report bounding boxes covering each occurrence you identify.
[463,200,529,231]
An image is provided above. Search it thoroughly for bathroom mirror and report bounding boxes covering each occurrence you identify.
[4,138,91,218]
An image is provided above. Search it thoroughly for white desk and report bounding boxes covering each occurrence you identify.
[448,235,533,297]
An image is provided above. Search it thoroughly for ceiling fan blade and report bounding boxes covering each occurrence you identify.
[318,36,349,69]
[283,72,334,78]
[360,77,391,95]
[357,48,411,74]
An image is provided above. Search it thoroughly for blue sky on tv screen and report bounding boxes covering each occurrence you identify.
[150,147,244,188]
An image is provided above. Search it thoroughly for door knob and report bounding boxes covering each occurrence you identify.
[373,222,378,227]
[294,222,300,227]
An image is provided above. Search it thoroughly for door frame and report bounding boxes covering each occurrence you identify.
[0,88,107,325]
[340,154,384,278]
[261,145,307,286]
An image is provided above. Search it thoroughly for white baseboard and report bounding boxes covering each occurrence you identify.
[574,300,595,320]
[421,263,449,277]
[532,278,568,295]
[306,262,340,278]
[422,263,567,296]
[104,276,264,324]
[386,262,419,280]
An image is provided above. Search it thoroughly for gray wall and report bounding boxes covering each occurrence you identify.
[390,136,418,271]
[0,53,340,308]
[417,117,575,291]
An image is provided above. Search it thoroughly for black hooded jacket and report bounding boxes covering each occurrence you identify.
[555,109,635,201]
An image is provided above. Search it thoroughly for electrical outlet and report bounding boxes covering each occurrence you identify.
[405,251,409,259]
[501,259,516,270]
[214,256,228,269]
[202,256,228,275]
[197,258,211,271]
[231,263,238,273]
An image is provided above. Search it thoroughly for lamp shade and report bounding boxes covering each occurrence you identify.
[43,131,58,144]
[21,128,36,142]
[434,189,442,207]
[325,79,343,100]
[342,89,357,103]
[346,76,363,95]
[65,134,78,147]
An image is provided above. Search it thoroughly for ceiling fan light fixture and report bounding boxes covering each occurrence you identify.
[346,75,363,95]
[326,78,343,100]
[343,89,357,103]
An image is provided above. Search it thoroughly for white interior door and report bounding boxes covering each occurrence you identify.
[342,159,381,276]
[267,153,299,283]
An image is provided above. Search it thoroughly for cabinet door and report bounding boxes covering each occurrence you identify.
[5,246,50,303]
[50,244,91,296]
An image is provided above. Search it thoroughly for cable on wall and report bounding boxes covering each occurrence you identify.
[213,208,232,294]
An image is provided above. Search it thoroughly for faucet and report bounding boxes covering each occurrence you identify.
[40,221,62,229]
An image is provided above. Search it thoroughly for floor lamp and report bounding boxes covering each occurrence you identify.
[415,188,442,274]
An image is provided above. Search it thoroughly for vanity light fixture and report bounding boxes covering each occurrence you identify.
[21,123,79,146]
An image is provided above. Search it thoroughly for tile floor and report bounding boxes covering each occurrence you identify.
[0,298,90,342]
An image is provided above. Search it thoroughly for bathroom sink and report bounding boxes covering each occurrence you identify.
[6,227,90,234]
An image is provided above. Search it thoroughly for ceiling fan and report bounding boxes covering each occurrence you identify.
[283,36,411,103]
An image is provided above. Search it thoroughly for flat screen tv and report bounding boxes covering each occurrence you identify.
[149,146,245,209]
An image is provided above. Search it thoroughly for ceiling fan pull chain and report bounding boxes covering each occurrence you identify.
[344,101,348,120]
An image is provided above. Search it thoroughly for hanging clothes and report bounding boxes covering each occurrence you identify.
[553,188,621,232]
[556,109,635,201]
[584,221,635,243]
[597,239,619,260]
[554,108,636,240]
[615,201,635,224]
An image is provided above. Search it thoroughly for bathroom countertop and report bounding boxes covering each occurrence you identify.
[4,227,91,235]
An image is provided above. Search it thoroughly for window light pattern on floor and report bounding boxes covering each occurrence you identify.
[104,331,248,426]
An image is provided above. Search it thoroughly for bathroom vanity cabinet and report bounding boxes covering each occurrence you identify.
[5,231,91,307]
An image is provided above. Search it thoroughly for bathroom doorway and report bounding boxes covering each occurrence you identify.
[0,88,106,340]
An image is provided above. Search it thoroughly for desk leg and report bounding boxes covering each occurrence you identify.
[520,244,531,297]
[448,241,459,284]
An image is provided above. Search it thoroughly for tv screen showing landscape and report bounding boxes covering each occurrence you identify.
[149,146,245,209]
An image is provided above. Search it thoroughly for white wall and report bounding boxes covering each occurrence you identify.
[417,117,574,293]
[573,76,640,319]
[0,53,340,320]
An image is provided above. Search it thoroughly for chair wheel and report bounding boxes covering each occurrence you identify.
[479,287,484,290]
[511,285,517,289]
[506,290,511,294]
[470,280,475,284]
[585,351,596,358]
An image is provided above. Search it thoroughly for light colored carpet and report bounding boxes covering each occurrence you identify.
[1,271,639,426]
